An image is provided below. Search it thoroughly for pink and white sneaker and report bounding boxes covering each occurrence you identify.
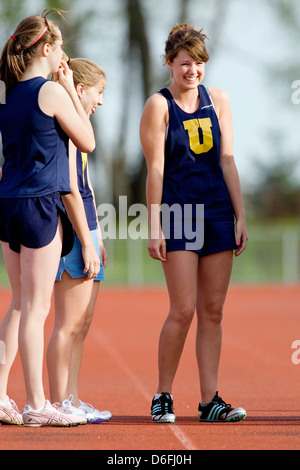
[22,400,87,427]
[0,396,23,425]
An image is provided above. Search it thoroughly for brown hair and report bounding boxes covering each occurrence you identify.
[164,24,209,64]
[0,9,63,92]
[67,57,106,89]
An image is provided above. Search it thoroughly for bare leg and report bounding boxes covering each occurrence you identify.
[18,221,63,410]
[67,282,99,406]
[0,243,21,400]
[158,251,199,394]
[47,272,98,404]
[196,250,233,404]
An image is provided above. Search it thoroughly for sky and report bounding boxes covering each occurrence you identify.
[205,0,300,187]
[1,0,299,195]
[81,0,300,193]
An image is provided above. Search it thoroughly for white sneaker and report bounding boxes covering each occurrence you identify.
[60,395,88,425]
[0,396,23,425]
[78,400,112,424]
[22,400,86,427]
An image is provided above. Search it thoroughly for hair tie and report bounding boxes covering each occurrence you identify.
[11,35,16,41]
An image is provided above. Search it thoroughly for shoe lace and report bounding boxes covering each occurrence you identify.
[8,398,20,413]
[44,401,66,418]
[52,402,66,412]
[79,400,95,412]
[214,391,231,409]
[61,394,76,410]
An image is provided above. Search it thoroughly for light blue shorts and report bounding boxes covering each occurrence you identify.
[56,229,105,281]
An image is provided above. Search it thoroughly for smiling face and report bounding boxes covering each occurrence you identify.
[78,76,106,117]
[167,49,205,91]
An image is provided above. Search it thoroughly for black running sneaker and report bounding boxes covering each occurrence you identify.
[198,391,246,422]
[151,393,176,423]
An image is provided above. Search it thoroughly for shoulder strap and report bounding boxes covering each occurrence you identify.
[158,88,173,101]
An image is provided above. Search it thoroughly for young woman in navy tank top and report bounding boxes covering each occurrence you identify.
[46,57,111,423]
[140,24,248,423]
[0,11,100,426]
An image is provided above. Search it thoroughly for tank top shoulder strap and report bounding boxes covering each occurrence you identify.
[16,77,49,112]
[158,88,173,101]
[198,85,213,108]
[31,77,48,100]
[24,76,48,94]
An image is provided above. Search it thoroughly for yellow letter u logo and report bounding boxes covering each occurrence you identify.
[183,118,213,155]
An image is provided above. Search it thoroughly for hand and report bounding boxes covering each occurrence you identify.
[56,60,75,95]
[235,218,248,257]
[148,231,167,262]
[81,244,101,280]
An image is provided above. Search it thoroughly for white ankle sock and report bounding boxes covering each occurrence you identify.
[154,393,173,400]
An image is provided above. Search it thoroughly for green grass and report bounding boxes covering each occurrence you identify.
[0,250,8,285]
[103,224,300,285]
[0,224,299,286]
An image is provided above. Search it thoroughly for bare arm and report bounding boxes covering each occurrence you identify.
[140,93,168,261]
[38,62,95,154]
[61,142,100,279]
[209,87,248,256]
[86,162,107,269]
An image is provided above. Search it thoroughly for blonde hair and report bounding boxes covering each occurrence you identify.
[66,56,106,89]
[0,9,63,92]
[164,24,209,64]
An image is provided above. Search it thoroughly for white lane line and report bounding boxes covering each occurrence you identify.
[91,329,197,450]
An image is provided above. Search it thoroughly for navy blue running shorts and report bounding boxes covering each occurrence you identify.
[166,218,237,256]
[0,193,74,257]
[56,229,105,281]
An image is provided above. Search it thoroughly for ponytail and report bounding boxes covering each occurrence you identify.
[0,9,63,92]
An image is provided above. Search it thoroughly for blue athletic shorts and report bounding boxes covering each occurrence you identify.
[56,229,105,281]
[166,219,237,256]
[0,193,74,256]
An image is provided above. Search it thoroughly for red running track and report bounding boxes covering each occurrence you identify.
[0,284,300,451]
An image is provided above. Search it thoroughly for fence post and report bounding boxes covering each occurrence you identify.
[282,230,299,283]
[127,238,144,285]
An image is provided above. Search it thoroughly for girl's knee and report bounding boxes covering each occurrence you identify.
[170,305,195,328]
[198,300,224,324]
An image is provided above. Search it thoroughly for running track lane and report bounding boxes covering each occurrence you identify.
[0,284,300,450]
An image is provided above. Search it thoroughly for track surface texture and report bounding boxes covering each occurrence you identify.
[1,284,300,452]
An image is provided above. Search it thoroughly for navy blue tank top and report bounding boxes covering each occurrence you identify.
[76,149,97,231]
[0,77,70,198]
[160,85,234,221]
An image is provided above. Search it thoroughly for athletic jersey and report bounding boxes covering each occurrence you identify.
[0,77,70,198]
[160,85,234,221]
[76,149,97,231]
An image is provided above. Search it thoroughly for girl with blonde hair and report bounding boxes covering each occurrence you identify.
[46,57,111,423]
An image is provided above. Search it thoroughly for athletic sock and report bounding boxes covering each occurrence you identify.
[154,393,173,400]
